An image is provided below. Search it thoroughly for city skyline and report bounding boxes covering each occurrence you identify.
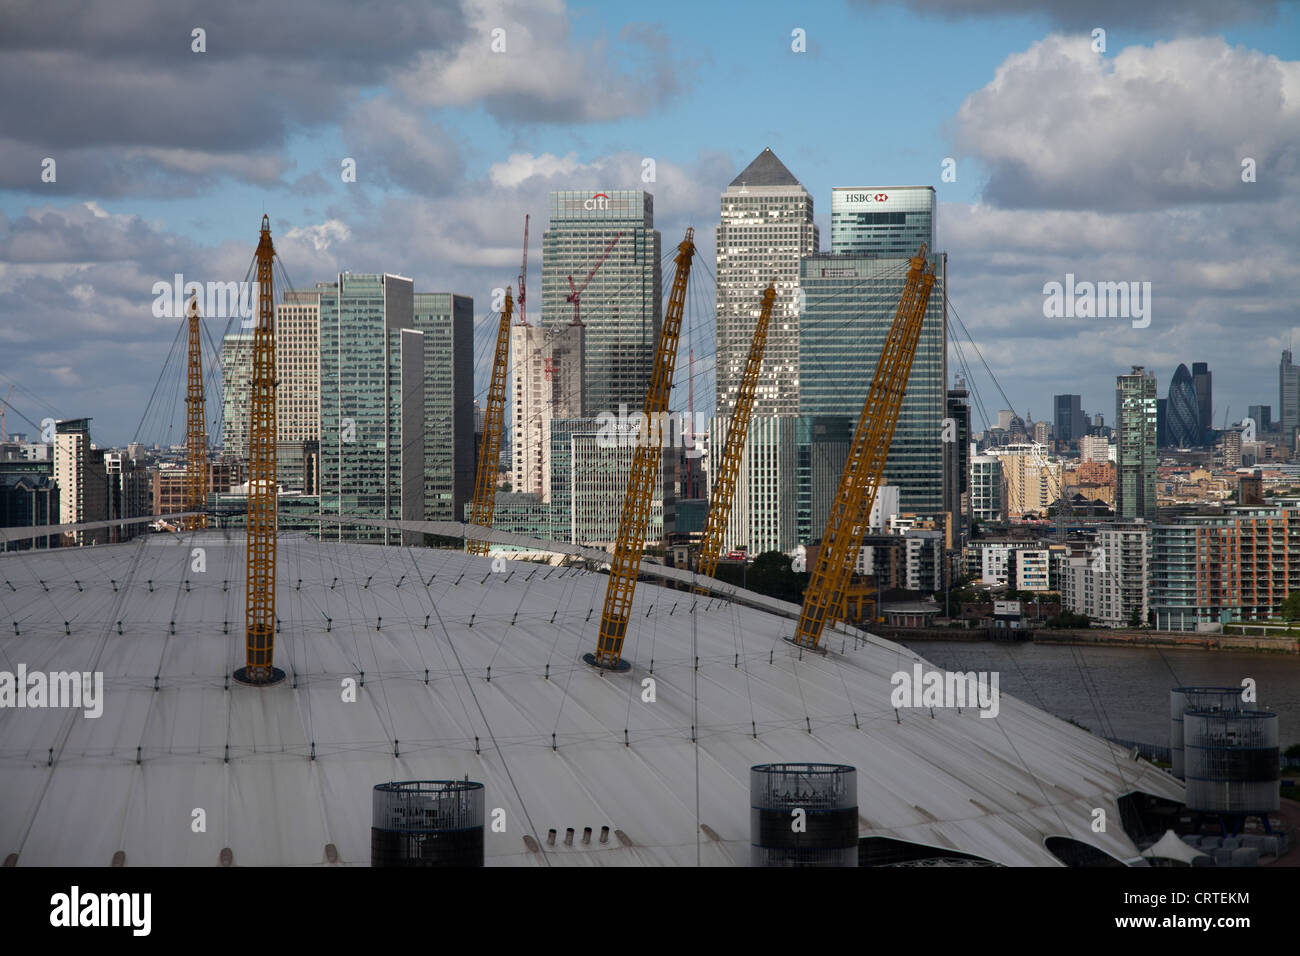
[0,1,1297,446]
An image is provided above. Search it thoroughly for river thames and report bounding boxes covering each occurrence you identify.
[902,640,1300,749]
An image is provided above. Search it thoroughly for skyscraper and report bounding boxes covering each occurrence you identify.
[1116,366,1157,520]
[318,273,422,543]
[1192,361,1212,442]
[220,333,253,464]
[276,290,321,443]
[798,252,947,513]
[1280,350,1299,452]
[412,292,474,522]
[1166,363,1200,448]
[945,384,971,544]
[715,148,818,416]
[830,186,936,257]
[541,190,661,417]
[53,418,107,546]
[1053,394,1086,445]
[1248,404,1272,432]
[510,322,583,499]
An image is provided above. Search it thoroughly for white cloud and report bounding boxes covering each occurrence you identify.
[283,219,352,252]
[953,35,1300,210]
[489,152,583,188]
[394,0,684,123]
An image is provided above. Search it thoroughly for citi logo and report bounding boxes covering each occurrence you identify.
[584,192,611,210]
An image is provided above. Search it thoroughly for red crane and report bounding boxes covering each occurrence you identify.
[517,213,530,327]
[566,231,622,326]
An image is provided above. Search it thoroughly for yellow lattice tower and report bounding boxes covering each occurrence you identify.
[467,288,512,555]
[695,282,776,591]
[792,246,936,650]
[589,229,695,669]
[183,294,209,531]
[238,215,281,685]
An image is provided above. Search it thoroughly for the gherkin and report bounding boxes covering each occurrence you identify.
[1166,363,1201,448]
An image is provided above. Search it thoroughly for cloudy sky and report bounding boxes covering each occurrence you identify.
[1,0,1298,445]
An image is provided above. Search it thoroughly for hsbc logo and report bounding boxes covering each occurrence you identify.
[584,192,611,210]
[843,192,888,203]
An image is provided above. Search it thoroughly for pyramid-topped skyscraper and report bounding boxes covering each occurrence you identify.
[715,148,818,417]
[728,146,801,189]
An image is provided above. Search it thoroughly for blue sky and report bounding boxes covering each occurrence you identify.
[2,0,1298,444]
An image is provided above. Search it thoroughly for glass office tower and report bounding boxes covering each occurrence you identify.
[412,292,474,522]
[1116,366,1158,520]
[830,186,936,256]
[798,253,947,514]
[318,273,422,543]
[541,190,661,417]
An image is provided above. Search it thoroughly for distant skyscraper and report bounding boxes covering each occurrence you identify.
[1156,397,1168,447]
[715,148,818,416]
[1116,366,1157,520]
[706,415,797,554]
[1192,361,1212,442]
[986,443,1060,518]
[1053,394,1086,445]
[53,418,107,546]
[1166,363,1200,448]
[412,292,475,522]
[830,186,935,257]
[276,291,321,443]
[510,322,583,499]
[946,384,971,543]
[969,455,1003,521]
[541,189,661,417]
[1280,350,1299,452]
[318,273,423,544]
[1248,404,1272,432]
[220,333,253,464]
[799,252,947,513]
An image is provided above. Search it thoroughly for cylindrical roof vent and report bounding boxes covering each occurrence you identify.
[371,780,485,867]
[1184,711,1279,815]
[751,763,857,867]
[1170,687,1242,779]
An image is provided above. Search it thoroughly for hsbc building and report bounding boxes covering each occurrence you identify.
[830,185,935,257]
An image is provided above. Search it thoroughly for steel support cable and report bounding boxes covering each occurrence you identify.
[12,535,149,857]
[945,291,1171,770]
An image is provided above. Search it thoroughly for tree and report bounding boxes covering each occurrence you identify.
[1127,606,1141,629]
[1280,591,1300,622]
[712,550,808,604]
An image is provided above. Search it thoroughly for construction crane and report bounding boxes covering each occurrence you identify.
[695,283,777,590]
[684,345,697,496]
[588,228,695,669]
[792,246,936,650]
[517,214,530,326]
[0,385,13,443]
[467,288,512,555]
[183,294,209,532]
[566,232,622,326]
[238,215,281,685]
